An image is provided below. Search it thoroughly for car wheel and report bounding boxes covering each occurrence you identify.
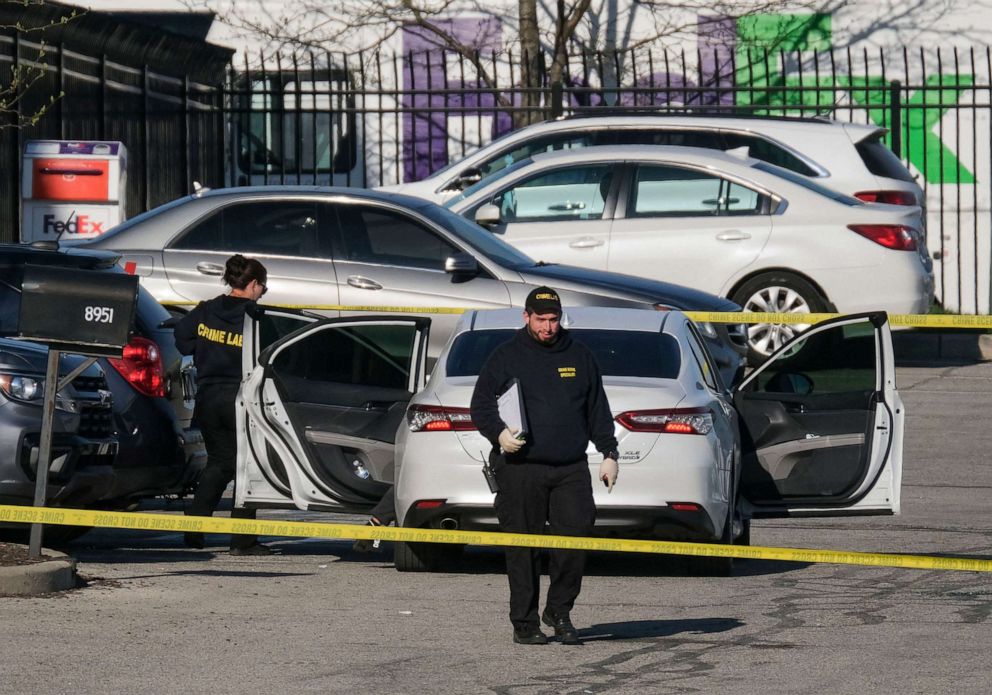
[394,540,462,572]
[688,493,738,577]
[731,272,829,364]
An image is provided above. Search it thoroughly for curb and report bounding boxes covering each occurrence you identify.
[893,331,992,362]
[0,547,77,596]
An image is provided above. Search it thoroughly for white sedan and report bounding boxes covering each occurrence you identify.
[232,306,903,575]
[444,145,934,360]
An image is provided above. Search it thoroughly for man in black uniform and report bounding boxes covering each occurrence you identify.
[470,287,619,645]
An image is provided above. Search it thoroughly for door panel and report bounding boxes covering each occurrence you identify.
[735,313,901,516]
[609,164,771,295]
[237,316,429,512]
[328,203,511,360]
[163,200,340,307]
[483,163,617,269]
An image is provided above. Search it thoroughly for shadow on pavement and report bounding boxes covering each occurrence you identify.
[579,617,744,642]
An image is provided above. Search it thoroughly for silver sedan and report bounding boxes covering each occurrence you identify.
[78,186,747,383]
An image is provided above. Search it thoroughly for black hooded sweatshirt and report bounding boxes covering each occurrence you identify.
[470,326,618,465]
[174,295,254,387]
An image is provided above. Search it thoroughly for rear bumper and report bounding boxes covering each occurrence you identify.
[403,502,720,541]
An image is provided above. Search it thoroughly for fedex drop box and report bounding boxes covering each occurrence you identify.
[21,140,128,243]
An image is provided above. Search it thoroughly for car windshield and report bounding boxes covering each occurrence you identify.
[93,194,194,241]
[429,127,524,179]
[445,328,681,378]
[752,161,864,206]
[415,204,536,269]
[443,158,534,207]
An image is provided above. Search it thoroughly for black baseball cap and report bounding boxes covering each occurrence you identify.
[525,286,562,315]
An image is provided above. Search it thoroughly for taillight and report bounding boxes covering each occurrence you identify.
[854,190,918,206]
[415,500,446,509]
[615,407,713,435]
[407,404,476,432]
[107,336,166,397]
[847,224,918,251]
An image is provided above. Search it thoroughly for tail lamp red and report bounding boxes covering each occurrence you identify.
[407,404,476,432]
[107,336,166,398]
[847,224,918,251]
[615,407,713,435]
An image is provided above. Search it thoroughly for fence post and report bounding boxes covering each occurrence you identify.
[888,79,902,158]
[182,75,190,195]
[142,64,150,211]
[550,80,564,118]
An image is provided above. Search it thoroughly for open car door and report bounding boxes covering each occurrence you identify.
[237,309,430,512]
[734,312,903,518]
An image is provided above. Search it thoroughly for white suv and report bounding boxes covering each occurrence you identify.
[380,114,924,209]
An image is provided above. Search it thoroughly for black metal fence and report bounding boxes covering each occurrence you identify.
[3,42,991,312]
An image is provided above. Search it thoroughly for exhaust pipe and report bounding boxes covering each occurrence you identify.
[439,517,459,530]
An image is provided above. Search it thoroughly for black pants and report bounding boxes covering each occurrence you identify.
[187,382,257,550]
[369,486,396,526]
[494,460,596,630]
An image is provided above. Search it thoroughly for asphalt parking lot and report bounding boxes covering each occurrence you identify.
[2,359,991,695]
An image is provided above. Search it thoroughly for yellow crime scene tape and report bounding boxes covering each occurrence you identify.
[162,302,992,329]
[2,504,990,573]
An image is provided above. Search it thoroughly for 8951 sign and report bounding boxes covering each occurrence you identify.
[84,306,115,323]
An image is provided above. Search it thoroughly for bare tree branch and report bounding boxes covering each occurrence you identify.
[0,0,81,128]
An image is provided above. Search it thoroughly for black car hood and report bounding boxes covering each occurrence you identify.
[0,337,49,373]
[517,263,740,312]
[0,337,101,377]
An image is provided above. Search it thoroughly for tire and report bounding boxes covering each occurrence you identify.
[688,510,735,577]
[394,540,462,572]
[731,271,829,365]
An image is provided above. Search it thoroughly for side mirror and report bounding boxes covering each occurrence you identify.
[453,167,483,190]
[474,204,502,228]
[444,252,479,275]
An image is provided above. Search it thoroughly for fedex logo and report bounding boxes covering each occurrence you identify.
[42,213,104,236]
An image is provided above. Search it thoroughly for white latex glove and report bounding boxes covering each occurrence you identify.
[498,428,524,454]
[599,458,619,493]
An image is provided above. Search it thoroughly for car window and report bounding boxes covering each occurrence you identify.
[855,135,916,182]
[476,133,596,179]
[0,280,19,335]
[171,201,321,257]
[332,205,459,271]
[257,313,314,353]
[415,203,536,269]
[752,161,864,206]
[630,165,762,217]
[721,133,819,176]
[135,285,171,332]
[446,328,680,378]
[601,128,719,148]
[746,320,877,395]
[491,164,613,223]
[684,321,720,391]
[272,323,415,391]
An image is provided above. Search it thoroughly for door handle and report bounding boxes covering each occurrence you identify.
[347,275,383,290]
[715,231,751,241]
[195,262,225,276]
[568,237,604,249]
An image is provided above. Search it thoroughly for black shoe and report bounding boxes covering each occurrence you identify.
[512,626,548,645]
[542,609,581,645]
[229,543,273,556]
[183,532,205,549]
[353,517,383,553]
